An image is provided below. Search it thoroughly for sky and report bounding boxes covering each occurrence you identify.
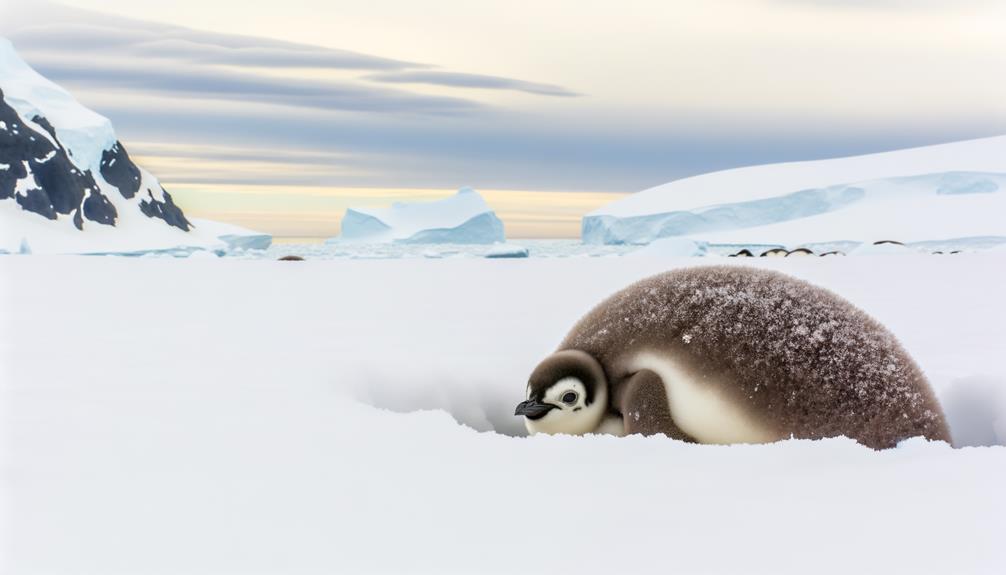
[1,0,1004,238]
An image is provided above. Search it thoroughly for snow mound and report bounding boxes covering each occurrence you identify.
[331,187,505,244]
[584,135,1006,246]
[941,376,1006,447]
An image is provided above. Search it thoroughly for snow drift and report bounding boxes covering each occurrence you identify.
[941,375,1006,447]
[584,136,1006,246]
[331,187,505,244]
[0,37,269,255]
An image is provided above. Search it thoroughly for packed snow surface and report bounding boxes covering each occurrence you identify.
[332,187,505,244]
[258,239,639,260]
[210,237,1006,261]
[584,135,1006,245]
[2,255,1004,574]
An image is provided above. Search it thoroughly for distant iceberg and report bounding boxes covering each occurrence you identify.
[330,187,505,244]
[484,243,529,258]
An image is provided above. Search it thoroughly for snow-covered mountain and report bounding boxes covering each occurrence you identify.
[0,37,268,254]
[330,187,505,244]
[583,136,1006,246]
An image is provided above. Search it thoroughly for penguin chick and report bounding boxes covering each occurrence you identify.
[516,266,950,449]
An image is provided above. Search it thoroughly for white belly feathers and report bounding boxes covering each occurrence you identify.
[626,350,780,444]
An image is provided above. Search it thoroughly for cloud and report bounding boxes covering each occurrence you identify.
[128,142,357,167]
[85,92,1004,192]
[7,22,420,71]
[2,1,578,101]
[28,56,482,115]
[4,6,581,116]
[366,71,579,97]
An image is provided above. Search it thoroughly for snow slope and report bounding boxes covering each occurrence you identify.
[0,37,269,254]
[188,218,272,251]
[2,255,1004,574]
[584,136,1006,245]
[331,187,505,244]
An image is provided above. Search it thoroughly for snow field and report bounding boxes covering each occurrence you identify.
[1,255,1004,574]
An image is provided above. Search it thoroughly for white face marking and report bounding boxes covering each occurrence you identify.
[524,377,609,436]
[628,350,781,444]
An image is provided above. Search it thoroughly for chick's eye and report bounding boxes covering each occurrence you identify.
[561,391,578,405]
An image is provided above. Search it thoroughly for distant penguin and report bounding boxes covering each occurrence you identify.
[729,249,754,258]
[760,248,788,257]
[515,266,949,449]
[786,248,814,257]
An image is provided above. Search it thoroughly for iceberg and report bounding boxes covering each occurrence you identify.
[484,243,529,258]
[584,136,1006,246]
[330,187,505,244]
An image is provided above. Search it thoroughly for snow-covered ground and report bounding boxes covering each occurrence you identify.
[0,200,271,255]
[193,236,1004,261]
[2,255,1004,574]
[242,238,638,260]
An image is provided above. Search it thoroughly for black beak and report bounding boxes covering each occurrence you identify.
[514,399,557,420]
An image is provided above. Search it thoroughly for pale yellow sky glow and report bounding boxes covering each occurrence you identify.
[132,144,624,238]
[164,182,623,239]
